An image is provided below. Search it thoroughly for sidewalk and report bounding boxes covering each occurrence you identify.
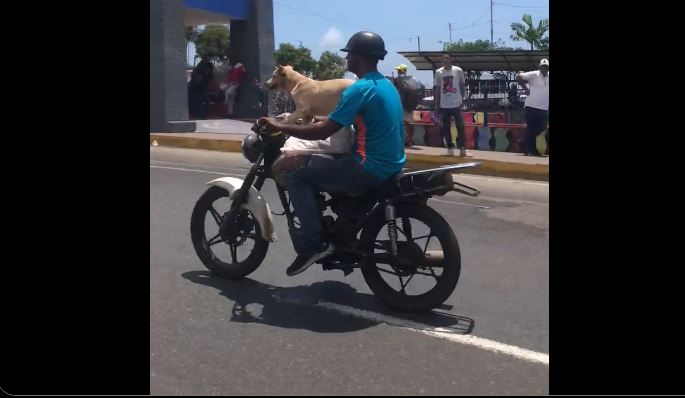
[151,120,548,181]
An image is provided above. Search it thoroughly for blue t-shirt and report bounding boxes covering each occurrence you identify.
[328,71,406,181]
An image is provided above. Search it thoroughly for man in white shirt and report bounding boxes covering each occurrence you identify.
[517,59,549,156]
[434,54,471,157]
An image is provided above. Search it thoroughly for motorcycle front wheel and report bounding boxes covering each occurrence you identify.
[190,186,269,279]
[359,205,461,313]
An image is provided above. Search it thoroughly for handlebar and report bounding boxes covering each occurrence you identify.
[251,120,282,139]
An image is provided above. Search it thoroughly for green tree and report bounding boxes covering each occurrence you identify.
[273,43,317,76]
[442,39,514,52]
[539,36,549,50]
[510,14,549,50]
[313,51,346,80]
[195,24,230,63]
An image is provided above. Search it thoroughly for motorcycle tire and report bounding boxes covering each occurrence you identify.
[360,205,461,313]
[190,186,269,279]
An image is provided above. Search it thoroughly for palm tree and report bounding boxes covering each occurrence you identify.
[510,14,549,50]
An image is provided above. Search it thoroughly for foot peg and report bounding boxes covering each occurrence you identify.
[321,260,355,276]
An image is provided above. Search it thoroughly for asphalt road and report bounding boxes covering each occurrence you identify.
[150,147,549,395]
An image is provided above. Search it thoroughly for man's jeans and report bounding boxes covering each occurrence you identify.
[524,106,549,155]
[439,107,466,148]
[280,153,384,253]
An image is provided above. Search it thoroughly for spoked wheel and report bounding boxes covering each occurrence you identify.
[360,205,461,313]
[190,186,269,279]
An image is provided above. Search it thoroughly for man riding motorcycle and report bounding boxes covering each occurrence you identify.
[256,31,406,277]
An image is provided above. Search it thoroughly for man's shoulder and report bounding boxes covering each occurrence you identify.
[342,79,372,99]
[346,80,365,91]
[435,67,445,73]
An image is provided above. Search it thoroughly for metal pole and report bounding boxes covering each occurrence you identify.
[490,0,494,47]
[449,23,452,42]
[418,36,421,51]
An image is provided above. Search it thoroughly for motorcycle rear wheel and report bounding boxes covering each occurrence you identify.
[360,205,461,313]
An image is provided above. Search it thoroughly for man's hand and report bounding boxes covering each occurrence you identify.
[256,117,282,133]
[312,116,328,124]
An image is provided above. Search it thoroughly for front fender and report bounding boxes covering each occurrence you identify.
[207,177,277,242]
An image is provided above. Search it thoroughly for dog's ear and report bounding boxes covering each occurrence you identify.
[278,64,288,76]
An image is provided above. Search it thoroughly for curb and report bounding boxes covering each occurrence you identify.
[405,153,549,182]
[150,134,548,182]
[151,134,243,153]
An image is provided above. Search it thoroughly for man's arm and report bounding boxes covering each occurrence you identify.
[433,86,440,111]
[433,70,440,110]
[458,69,466,105]
[517,72,530,95]
[259,117,342,141]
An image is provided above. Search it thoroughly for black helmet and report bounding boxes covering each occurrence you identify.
[241,132,263,163]
[340,31,388,60]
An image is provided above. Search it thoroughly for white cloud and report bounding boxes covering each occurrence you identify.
[320,26,344,49]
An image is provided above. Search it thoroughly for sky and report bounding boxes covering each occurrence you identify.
[187,0,549,86]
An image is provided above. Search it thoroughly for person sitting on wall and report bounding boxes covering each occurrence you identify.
[225,61,247,117]
[188,59,214,119]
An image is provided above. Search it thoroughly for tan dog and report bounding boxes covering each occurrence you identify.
[265,65,354,124]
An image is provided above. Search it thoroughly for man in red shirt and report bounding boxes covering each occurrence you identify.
[225,61,246,116]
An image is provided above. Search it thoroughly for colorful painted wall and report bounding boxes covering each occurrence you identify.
[409,111,548,154]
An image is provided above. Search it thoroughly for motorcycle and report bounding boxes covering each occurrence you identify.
[190,122,482,313]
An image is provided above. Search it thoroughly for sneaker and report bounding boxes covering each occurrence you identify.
[459,148,473,158]
[447,147,455,156]
[286,243,334,276]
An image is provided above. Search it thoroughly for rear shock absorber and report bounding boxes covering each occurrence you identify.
[385,201,398,257]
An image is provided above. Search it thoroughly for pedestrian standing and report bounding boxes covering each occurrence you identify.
[434,54,472,157]
[516,59,549,156]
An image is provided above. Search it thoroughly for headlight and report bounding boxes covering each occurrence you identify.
[241,132,263,163]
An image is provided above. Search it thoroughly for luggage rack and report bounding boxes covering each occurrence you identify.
[395,162,482,197]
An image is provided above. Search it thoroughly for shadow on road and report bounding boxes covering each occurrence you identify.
[182,270,475,335]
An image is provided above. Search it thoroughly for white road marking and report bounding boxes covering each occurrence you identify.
[150,165,244,177]
[317,301,549,366]
[455,174,549,187]
[429,198,491,209]
[151,159,250,172]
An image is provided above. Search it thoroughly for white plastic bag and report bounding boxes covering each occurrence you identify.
[278,113,354,157]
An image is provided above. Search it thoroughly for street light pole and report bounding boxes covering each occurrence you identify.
[490,0,494,47]
[409,36,421,51]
